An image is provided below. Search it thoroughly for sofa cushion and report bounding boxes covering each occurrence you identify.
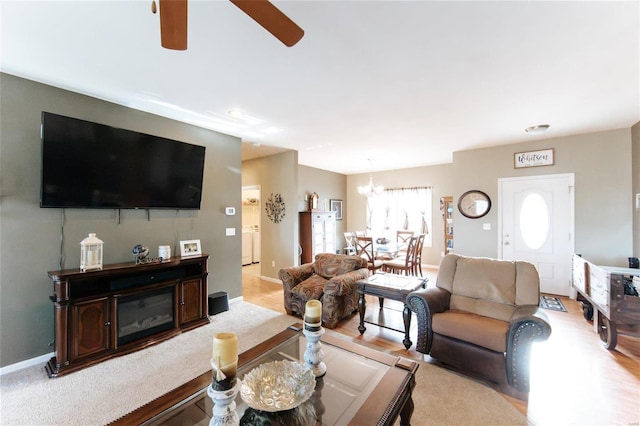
[291,274,327,301]
[432,310,508,353]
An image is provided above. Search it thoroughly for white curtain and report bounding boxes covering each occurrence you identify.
[366,186,433,247]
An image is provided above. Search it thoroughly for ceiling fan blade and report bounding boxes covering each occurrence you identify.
[159,0,187,50]
[230,0,304,47]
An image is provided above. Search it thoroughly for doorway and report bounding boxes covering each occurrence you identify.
[498,174,575,296]
[241,186,261,272]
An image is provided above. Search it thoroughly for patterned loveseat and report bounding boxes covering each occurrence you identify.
[279,253,369,328]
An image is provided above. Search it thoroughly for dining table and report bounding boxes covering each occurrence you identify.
[374,241,406,259]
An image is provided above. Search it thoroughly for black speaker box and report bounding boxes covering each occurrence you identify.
[208,291,229,316]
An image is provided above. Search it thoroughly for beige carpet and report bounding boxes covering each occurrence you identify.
[0,301,527,425]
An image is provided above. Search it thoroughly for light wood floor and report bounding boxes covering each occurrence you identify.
[242,263,640,425]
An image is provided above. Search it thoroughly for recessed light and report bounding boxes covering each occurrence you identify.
[227,109,263,126]
[525,124,550,134]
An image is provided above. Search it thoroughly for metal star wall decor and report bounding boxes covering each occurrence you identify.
[265,193,286,223]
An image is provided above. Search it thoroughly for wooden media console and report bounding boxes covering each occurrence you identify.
[46,254,209,378]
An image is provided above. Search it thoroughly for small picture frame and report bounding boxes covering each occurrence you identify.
[180,239,202,257]
[330,199,343,221]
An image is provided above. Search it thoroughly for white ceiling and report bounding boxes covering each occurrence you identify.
[1,1,638,174]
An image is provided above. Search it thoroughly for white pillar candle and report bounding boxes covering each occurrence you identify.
[304,300,322,324]
[212,332,238,377]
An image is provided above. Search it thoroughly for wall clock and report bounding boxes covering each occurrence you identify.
[458,190,491,219]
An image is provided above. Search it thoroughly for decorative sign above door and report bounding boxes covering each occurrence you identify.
[514,148,554,168]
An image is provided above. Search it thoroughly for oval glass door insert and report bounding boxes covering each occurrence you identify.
[519,192,550,250]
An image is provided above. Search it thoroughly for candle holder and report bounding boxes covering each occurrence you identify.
[303,323,326,377]
[207,378,241,426]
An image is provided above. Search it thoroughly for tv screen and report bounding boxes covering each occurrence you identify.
[40,112,206,209]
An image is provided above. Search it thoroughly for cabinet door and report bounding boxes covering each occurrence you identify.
[311,216,326,257]
[70,297,110,361]
[323,214,336,254]
[311,213,337,257]
[180,278,203,324]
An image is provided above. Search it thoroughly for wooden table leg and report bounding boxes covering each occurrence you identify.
[399,394,414,426]
[358,291,366,335]
[402,303,412,349]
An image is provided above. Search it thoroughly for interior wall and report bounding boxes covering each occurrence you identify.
[298,165,347,254]
[0,73,243,367]
[242,151,298,278]
[632,122,640,257]
[452,128,633,266]
[346,163,454,266]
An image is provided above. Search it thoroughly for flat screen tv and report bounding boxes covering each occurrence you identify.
[40,112,206,209]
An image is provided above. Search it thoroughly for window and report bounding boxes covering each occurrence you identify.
[366,186,433,247]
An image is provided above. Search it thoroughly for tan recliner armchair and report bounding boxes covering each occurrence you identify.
[279,253,369,328]
[406,254,551,399]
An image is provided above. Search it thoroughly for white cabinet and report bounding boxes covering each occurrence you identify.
[299,211,336,264]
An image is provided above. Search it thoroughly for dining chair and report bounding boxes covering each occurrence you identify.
[381,236,418,276]
[412,233,426,276]
[343,232,357,255]
[395,230,414,259]
[355,236,384,274]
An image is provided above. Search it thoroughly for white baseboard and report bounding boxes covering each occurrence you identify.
[229,295,243,304]
[259,275,282,284]
[0,352,52,376]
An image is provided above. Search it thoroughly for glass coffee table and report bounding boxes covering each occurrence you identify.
[357,273,428,349]
[111,323,418,426]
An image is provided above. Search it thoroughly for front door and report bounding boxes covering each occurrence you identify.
[499,174,575,296]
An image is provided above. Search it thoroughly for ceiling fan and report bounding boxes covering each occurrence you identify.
[151,0,304,50]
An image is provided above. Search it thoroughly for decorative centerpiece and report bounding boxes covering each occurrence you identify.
[132,244,149,264]
[132,244,163,265]
[208,333,240,426]
[240,360,315,412]
[303,300,326,377]
[80,233,103,272]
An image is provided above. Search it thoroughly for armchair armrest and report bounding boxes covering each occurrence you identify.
[506,305,552,392]
[278,263,314,292]
[324,268,369,296]
[509,305,552,336]
[406,287,451,354]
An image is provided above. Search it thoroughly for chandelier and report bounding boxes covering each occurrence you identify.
[358,173,384,197]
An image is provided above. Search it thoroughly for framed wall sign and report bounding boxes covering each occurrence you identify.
[330,199,343,220]
[180,239,202,257]
[514,148,554,168]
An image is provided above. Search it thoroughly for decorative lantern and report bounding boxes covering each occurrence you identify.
[80,233,103,272]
